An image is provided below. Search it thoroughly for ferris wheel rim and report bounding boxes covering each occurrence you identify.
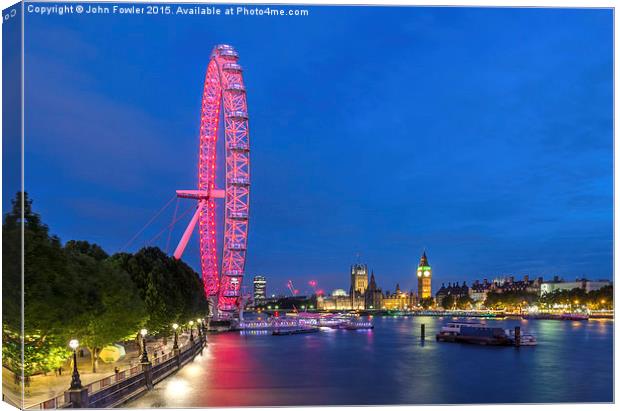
[197,44,250,316]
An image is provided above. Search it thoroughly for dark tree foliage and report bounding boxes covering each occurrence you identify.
[440,295,455,310]
[65,245,146,372]
[539,285,613,309]
[65,240,109,261]
[2,193,147,376]
[455,295,474,309]
[2,192,23,332]
[2,193,82,375]
[110,247,209,335]
[484,290,539,309]
[419,297,435,309]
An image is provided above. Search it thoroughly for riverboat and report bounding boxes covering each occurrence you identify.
[272,327,320,336]
[454,326,512,346]
[338,321,374,330]
[436,323,530,346]
[522,313,589,321]
[505,329,537,346]
[435,322,481,341]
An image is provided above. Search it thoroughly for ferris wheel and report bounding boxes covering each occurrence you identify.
[173,44,250,319]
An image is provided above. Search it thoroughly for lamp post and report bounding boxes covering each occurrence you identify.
[197,319,203,337]
[172,323,179,349]
[140,329,149,363]
[189,321,195,342]
[69,339,82,389]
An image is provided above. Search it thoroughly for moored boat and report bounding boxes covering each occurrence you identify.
[454,326,512,346]
[505,329,537,346]
[523,312,589,321]
[272,327,320,336]
[560,313,589,321]
[436,322,482,342]
[338,321,374,330]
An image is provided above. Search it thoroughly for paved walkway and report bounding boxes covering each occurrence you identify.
[2,333,192,408]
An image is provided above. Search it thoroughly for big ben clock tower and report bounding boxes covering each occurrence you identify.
[417,252,432,299]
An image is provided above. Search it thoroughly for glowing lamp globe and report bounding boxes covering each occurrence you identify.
[172,323,179,330]
[140,329,148,337]
[69,339,79,350]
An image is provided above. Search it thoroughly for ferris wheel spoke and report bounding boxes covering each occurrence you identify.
[173,201,205,260]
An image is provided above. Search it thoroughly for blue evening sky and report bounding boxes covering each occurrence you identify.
[19,5,612,295]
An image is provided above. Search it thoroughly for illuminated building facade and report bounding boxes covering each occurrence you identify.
[417,252,432,299]
[315,264,418,311]
[382,283,417,310]
[540,277,611,296]
[350,263,368,308]
[317,289,365,310]
[253,275,267,303]
[350,263,368,294]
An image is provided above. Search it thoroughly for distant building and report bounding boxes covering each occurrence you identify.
[382,283,416,310]
[469,279,493,302]
[416,252,432,299]
[350,263,368,307]
[540,277,612,296]
[365,271,383,310]
[317,289,364,310]
[489,275,543,294]
[332,289,348,297]
[316,263,419,311]
[435,282,469,307]
[253,275,267,303]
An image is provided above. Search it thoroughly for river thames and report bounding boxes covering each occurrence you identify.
[127,316,613,407]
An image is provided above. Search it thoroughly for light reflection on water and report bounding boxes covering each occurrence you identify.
[127,316,612,407]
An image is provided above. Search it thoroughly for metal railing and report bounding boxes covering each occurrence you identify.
[26,337,205,409]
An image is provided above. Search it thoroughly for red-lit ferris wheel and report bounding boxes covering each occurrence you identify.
[173,44,250,319]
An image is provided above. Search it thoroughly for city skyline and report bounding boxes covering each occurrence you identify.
[12,6,613,293]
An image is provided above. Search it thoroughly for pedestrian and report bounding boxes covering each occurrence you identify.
[114,367,119,374]
[58,367,62,376]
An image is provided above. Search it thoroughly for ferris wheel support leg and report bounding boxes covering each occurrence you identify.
[208,297,218,320]
[173,202,204,260]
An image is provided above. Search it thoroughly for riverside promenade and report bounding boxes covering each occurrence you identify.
[2,332,201,409]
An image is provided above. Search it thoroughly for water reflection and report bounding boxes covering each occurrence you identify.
[127,316,612,407]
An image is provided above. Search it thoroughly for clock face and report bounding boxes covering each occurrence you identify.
[417,270,422,277]
[424,270,431,277]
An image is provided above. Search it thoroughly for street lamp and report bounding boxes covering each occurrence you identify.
[172,323,179,349]
[69,339,82,389]
[140,329,149,363]
[189,321,194,342]
[197,319,203,337]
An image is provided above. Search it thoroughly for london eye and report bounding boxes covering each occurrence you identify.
[173,44,250,319]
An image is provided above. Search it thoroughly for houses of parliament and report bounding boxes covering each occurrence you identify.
[316,252,433,310]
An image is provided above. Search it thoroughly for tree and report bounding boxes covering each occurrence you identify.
[456,295,474,310]
[110,247,209,336]
[65,247,146,373]
[65,240,109,261]
[484,290,538,310]
[441,295,455,310]
[3,192,80,376]
[419,297,434,309]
